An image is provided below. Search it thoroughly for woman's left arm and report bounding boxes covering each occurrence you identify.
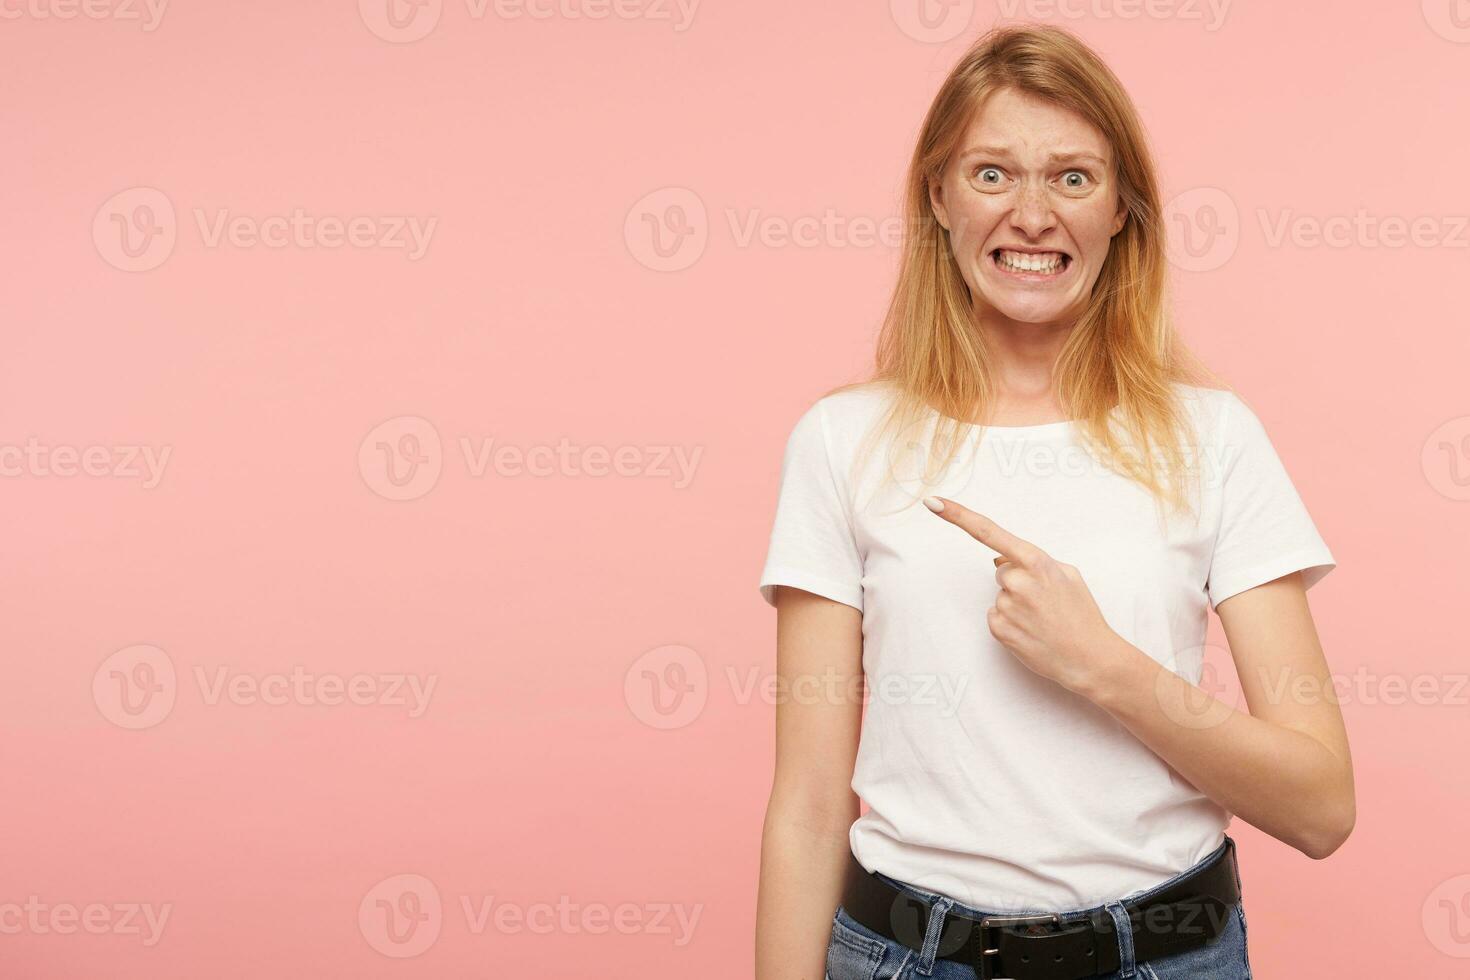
[922,494,1357,861]
[1085,572,1357,860]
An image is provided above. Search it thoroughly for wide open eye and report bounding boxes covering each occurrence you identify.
[975,166,1004,185]
[1060,170,1092,190]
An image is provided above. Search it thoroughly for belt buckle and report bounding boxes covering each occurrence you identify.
[976,912,1061,980]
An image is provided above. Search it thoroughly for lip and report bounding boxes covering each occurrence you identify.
[989,247,1072,282]
[994,245,1071,256]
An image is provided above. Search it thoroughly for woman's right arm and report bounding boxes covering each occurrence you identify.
[755,585,865,980]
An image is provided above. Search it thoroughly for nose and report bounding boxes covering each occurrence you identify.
[1008,180,1057,239]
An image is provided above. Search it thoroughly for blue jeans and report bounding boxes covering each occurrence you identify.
[826,837,1252,980]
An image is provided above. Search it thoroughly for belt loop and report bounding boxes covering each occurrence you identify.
[1104,901,1137,978]
[914,895,955,977]
[1226,835,1243,895]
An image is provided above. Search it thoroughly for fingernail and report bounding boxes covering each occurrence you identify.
[922,496,944,513]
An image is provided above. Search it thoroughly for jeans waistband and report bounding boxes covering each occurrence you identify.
[868,834,1235,924]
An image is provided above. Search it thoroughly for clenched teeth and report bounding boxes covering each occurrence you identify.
[995,249,1067,273]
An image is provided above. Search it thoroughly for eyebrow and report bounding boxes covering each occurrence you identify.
[958,145,1109,167]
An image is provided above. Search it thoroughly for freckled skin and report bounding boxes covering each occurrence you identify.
[928,87,1129,329]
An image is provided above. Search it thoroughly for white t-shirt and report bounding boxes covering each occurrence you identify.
[758,380,1336,913]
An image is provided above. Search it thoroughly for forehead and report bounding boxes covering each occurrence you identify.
[956,87,1112,162]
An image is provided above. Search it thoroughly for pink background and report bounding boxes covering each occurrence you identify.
[2,1,1468,977]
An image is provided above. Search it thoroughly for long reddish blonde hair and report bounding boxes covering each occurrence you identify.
[835,23,1223,517]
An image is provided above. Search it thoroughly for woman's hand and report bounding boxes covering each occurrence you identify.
[923,495,1122,697]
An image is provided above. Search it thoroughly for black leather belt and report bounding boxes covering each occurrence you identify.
[838,837,1241,980]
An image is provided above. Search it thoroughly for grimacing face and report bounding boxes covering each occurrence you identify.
[928,87,1128,327]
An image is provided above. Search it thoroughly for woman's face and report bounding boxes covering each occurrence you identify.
[928,87,1128,327]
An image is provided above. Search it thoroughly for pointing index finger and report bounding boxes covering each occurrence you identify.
[922,496,1043,565]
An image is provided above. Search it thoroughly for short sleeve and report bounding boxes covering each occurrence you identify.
[1206,393,1337,610]
[757,398,864,611]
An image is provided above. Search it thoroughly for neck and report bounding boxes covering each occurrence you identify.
[974,309,1075,408]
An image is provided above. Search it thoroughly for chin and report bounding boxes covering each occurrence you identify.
[969,272,1092,323]
[972,288,1077,325]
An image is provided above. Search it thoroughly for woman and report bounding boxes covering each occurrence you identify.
[754,24,1354,980]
